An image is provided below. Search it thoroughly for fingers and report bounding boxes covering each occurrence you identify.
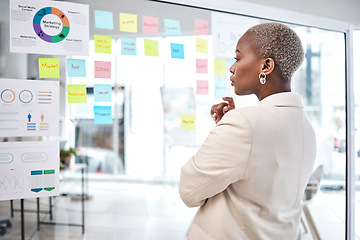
[222,97,235,109]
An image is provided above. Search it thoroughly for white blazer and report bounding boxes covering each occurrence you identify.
[179,92,317,240]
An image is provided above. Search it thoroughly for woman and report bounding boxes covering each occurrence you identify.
[179,22,317,240]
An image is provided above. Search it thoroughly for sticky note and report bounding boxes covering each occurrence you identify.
[170,43,184,59]
[94,10,113,30]
[94,61,111,79]
[144,39,159,56]
[67,59,86,77]
[94,35,112,54]
[67,84,87,103]
[214,79,229,97]
[164,19,181,35]
[195,19,209,35]
[94,106,113,124]
[181,114,196,130]
[94,84,112,102]
[214,59,227,76]
[120,13,137,33]
[196,37,208,54]
[142,16,159,34]
[39,58,60,78]
[196,59,208,73]
[121,38,137,55]
[196,80,208,95]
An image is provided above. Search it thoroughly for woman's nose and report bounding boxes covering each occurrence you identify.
[229,64,235,74]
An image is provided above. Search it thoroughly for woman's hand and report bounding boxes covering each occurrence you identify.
[210,97,235,124]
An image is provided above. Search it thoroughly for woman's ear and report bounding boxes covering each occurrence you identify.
[261,58,275,75]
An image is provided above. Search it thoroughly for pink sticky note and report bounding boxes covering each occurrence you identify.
[196,80,208,95]
[142,16,159,34]
[195,19,209,35]
[94,61,111,79]
[196,59,208,73]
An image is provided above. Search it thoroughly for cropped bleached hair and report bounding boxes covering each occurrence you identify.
[245,22,304,82]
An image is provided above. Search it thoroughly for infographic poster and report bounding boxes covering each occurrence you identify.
[10,0,89,56]
[0,141,59,201]
[0,79,59,137]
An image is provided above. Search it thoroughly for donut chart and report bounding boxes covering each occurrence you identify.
[33,7,70,43]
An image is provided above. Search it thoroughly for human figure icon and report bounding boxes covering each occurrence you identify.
[40,113,44,122]
[27,113,32,122]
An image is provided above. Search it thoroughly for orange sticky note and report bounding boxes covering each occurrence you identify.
[196,37,208,54]
[181,114,196,130]
[39,58,60,78]
[120,13,137,33]
[67,84,87,103]
[94,35,112,54]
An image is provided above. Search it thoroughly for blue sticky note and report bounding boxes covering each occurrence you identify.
[214,78,229,97]
[94,106,113,125]
[67,59,86,77]
[170,43,184,59]
[94,84,112,102]
[121,38,137,56]
[164,19,181,35]
[94,10,114,30]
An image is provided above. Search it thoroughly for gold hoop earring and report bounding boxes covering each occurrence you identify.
[259,72,266,85]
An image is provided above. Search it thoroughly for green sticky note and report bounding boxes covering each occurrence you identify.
[39,58,60,78]
[67,84,87,103]
[214,59,227,76]
[144,39,159,56]
[181,114,196,130]
[94,35,112,54]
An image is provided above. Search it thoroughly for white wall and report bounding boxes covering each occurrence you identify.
[238,0,360,28]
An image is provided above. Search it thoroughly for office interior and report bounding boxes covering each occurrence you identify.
[0,0,359,239]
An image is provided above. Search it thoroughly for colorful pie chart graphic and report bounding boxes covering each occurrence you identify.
[33,7,70,43]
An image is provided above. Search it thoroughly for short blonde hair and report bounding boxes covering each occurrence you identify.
[245,22,304,82]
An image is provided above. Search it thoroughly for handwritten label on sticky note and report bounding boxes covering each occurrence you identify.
[214,59,227,76]
[196,59,208,73]
[94,84,112,102]
[196,37,208,54]
[121,38,137,55]
[39,58,60,78]
[214,79,229,97]
[67,59,86,77]
[67,84,87,103]
[120,13,137,33]
[94,10,113,30]
[195,19,209,35]
[94,35,112,54]
[144,39,159,56]
[170,43,184,59]
[142,16,159,34]
[196,80,208,95]
[164,19,181,35]
[94,106,113,125]
[181,114,196,130]
[94,61,111,79]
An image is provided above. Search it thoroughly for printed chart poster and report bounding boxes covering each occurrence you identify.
[0,79,59,137]
[10,0,89,56]
[0,141,59,201]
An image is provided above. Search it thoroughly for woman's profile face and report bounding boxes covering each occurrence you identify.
[229,33,263,96]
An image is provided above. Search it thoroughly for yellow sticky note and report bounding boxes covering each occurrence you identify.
[94,35,112,54]
[181,114,196,131]
[196,37,208,54]
[144,39,159,56]
[214,59,227,76]
[39,58,60,78]
[120,13,138,33]
[67,84,87,103]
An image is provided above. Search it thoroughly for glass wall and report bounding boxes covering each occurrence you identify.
[0,0,354,239]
